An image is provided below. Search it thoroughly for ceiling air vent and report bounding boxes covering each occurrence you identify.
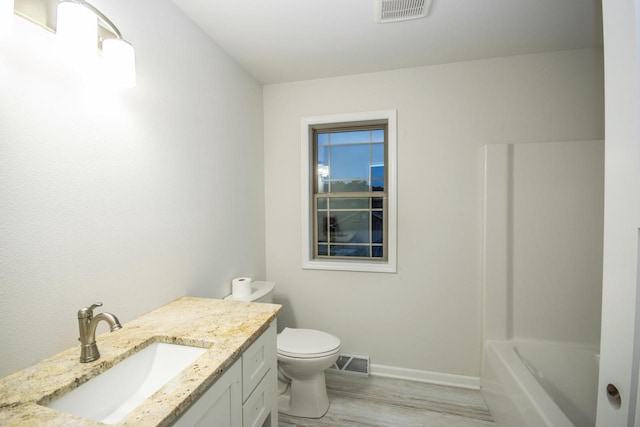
[375,0,433,23]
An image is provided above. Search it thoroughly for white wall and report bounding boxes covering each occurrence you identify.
[0,0,265,377]
[264,49,604,379]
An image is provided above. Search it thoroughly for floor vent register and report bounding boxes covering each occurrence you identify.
[329,354,370,375]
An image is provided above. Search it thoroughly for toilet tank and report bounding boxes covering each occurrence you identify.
[224,281,275,303]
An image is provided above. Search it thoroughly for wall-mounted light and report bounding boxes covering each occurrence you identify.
[102,38,135,88]
[10,0,136,87]
[56,1,97,60]
[0,0,14,37]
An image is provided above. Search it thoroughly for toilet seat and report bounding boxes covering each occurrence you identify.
[277,328,341,359]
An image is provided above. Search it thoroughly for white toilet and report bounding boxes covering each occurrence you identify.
[225,281,341,418]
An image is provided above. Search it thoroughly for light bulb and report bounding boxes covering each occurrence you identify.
[56,1,97,60]
[0,0,13,37]
[102,38,136,88]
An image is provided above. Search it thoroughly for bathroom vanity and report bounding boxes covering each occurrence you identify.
[0,297,281,426]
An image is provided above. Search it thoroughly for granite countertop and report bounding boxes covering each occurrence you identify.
[0,297,281,426]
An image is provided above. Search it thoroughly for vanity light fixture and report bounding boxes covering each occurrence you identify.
[12,0,136,87]
[57,0,135,87]
[0,0,14,37]
[56,0,98,59]
[102,37,135,87]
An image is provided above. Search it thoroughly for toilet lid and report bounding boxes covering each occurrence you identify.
[277,328,341,358]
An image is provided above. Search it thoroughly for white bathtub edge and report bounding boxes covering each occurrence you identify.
[481,340,574,427]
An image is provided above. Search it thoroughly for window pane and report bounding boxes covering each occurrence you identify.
[317,177,328,193]
[330,198,369,209]
[318,244,328,256]
[317,133,329,146]
[330,145,370,179]
[370,164,384,180]
[330,245,370,257]
[317,197,327,209]
[371,179,384,191]
[372,211,383,244]
[372,197,384,209]
[372,143,384,164]
[372,246,384,258]
[329,211,369,243]
[317,211,328,242]
[316,145,329,193]
[331,131,371,145]
[330,180,370,192]
[317,145,328,166]
[372,130,384,142]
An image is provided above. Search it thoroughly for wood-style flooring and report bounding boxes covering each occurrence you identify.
[279,371,495,427]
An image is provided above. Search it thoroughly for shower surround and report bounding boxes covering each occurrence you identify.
[481,141,604,426]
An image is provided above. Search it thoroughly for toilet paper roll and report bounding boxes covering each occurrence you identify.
[232,277,253,298]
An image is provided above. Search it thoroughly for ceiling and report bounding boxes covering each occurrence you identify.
[169,0,603,85]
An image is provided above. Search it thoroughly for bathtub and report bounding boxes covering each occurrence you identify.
[481,340,599,427]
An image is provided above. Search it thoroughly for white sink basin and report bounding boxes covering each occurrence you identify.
[46,342,207,424]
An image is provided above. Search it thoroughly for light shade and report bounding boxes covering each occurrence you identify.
[0,0,14,37]
[56,1,97,60]
[102,38,136,88]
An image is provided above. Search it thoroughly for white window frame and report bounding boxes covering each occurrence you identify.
[301,110,397,273]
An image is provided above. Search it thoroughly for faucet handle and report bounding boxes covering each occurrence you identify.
[78,302,103,319]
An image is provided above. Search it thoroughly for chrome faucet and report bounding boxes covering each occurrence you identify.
[78,302,122,363]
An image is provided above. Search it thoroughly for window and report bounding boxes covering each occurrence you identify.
[314,125,387,259]
[301,111,397,273]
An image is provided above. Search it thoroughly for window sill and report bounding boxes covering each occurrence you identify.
[302,259,396,273]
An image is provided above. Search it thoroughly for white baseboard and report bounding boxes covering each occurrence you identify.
[370,364,481,390]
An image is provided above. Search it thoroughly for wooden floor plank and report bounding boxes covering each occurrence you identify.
[279,372,495,426]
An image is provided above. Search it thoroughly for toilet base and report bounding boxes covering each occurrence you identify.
[276,329,341,419]
[277,369,330,418]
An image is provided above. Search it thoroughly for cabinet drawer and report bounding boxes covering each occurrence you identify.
[242,321,276,402]
[243,368,275,427]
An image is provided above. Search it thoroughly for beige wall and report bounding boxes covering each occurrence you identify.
[264,48,604,379]
[0,0,265,377]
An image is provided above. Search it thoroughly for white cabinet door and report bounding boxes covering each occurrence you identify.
[174,360,242,427]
